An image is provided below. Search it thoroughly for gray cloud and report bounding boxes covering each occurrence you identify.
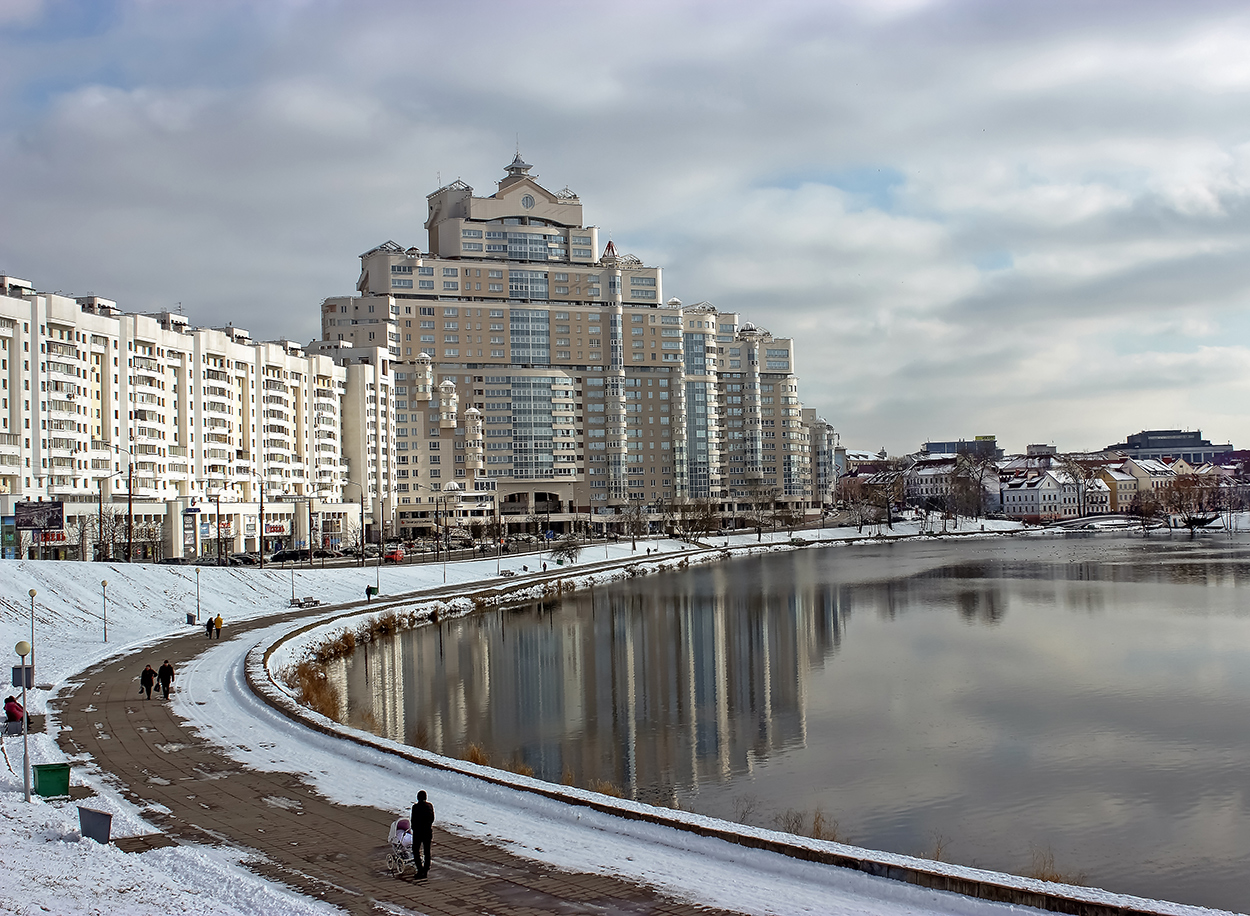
[3,0,1250,453]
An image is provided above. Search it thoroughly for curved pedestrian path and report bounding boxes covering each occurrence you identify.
[54,562,741,916]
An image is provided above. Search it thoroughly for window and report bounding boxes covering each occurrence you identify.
[462,243,483,252]
[572,236,591,245]
[488,283,503,292]
[488,270,503,279]
[573,249,592,258]
[444,322,458,330]
[462,228,483,238]
[444,282,459,290]
[443,268,458,277]
[630,290,657,300]
[392,279,413,288]
[391,265,413,274]
[418,280,434,289]
[630,276,656,286]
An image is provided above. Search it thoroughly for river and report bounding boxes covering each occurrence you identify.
[334,533,1250,912]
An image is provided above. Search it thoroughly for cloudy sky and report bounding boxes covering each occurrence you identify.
[2,0,1249,455]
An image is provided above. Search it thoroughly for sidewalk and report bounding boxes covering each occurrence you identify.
[54,569,740,916]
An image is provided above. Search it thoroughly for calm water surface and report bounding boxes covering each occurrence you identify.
[335,534,1250,912]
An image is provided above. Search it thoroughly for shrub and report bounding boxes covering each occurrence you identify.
[464,743,490,766]
[1025,846,1087,886]
[774,808,805,834]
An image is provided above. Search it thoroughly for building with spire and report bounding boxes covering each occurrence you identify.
[315,156,829,539]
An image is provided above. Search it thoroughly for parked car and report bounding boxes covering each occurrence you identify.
[230,553,258,565]
[270,549,311,563]
[383,546,405,563]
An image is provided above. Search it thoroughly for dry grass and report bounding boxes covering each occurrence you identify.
[464,743,490,766]
[809,807,840,842]
[280,660,341,721]
[312,630,356,663]
[923,832,950,862]
[505,757,534,777]
[411,723,430,749]
[561,767,576,786]
[1025,846,1087,886]
[588,779,623,798]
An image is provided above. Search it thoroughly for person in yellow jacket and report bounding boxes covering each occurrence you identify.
[214,614,223,639]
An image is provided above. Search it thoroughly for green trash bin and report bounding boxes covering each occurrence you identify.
[32,762,70,798]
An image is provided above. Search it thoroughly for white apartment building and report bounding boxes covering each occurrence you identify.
[0,279,358,560]
[316,156,821,538]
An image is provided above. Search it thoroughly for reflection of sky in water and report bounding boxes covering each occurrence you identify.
[339,535,1250,911]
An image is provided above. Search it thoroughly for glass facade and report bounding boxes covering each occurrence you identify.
[509,309,550,364]
[511,377,555,480]
[509,270,549,300]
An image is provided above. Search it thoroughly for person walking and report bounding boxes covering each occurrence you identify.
[157,660,176,699]
[139,665,156,700]
[4,695,23,723]
[205,617,214,638]
[410,790,435,878]
[214,614,223,639]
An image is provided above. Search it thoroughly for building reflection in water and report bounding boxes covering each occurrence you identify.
[339,558,847,803]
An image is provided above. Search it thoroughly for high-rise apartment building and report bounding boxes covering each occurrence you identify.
[316,156,825,538]
[0,281,357,559]
[0,156,833,556]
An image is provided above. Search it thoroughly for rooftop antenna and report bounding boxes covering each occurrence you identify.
[177,301,182,315]
[437,171,441,187]
[516,133,520,155]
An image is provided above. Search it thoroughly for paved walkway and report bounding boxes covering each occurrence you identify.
[54,571,740,916]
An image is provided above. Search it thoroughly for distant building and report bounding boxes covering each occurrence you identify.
[1104,429,1232,464]
[1026,444,1057,457]
[1000,470,1109,522]
[921,436,1003,460]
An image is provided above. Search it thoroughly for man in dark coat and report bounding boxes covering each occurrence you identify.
[206,618,215,638]
[157,660,176,699]
[410,790,435,878]
[140,665,156,700]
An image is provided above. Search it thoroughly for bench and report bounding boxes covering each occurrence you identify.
[298,596,321,608]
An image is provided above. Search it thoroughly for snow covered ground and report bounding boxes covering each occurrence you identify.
[0,523,1230,916]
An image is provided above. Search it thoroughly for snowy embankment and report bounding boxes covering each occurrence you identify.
[3,522,1225,916]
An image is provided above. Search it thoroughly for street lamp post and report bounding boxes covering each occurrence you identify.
[344,481,365,567]
[195,567,201,622]
[215,487,224,566]
[258,478,266,569]
[27,588,35,682]
[15,639,31,803]
[101,579,108,642]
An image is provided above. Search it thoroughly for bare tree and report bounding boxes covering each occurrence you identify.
[1129,489,1162,535]
[549,533,584,564]
[1161,475,1220,537]
[1057,455,1101,518]
[621,500,648,549]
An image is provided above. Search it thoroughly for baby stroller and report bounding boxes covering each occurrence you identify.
[386,817,416,878]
